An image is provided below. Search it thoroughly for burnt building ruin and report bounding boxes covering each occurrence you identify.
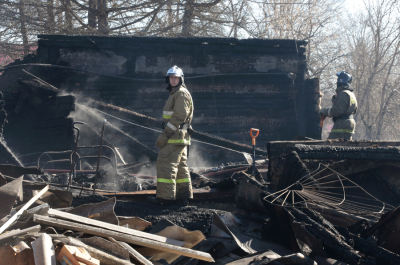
[0,35,321,165]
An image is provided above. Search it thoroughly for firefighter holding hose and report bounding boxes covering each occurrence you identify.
[147,66,194,206]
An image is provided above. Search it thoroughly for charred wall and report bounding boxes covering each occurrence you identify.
[33,35,320,159]
[2,93,75,165]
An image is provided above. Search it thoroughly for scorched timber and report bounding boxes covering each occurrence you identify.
[76,96,268,157]
[294,144,400,161]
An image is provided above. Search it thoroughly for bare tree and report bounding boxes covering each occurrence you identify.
[344,0,400,140]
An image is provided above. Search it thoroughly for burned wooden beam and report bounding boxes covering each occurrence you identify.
[76,96,268,156]
[361,206,400,239]
[267,140,400,183]
[294,144,400,161]
[276,151,309,190]
[47,208,185,246]
[260,192,362,264]
[337,226,400,265]
[267,140,400,160]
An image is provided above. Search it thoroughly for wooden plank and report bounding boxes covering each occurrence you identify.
[33,215,214,262]
[0,185,49,235]
[108,237,153,265]
[47,208,185,247]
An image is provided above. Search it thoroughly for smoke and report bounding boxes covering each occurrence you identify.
[66,91,224,182]
[187,144,215,169]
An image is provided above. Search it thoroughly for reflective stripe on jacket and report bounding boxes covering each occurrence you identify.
[162,85,193,145]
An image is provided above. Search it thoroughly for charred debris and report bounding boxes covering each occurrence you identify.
[1,36,400,264]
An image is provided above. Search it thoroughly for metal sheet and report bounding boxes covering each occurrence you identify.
[118,216,152,231]
[212,212,292,256]
[226,250,281,265]
[38,189,73,209]
[66,197,118,225]
[0,176,23,219]
[0,244,35,265]
[139,226,206,264]
[31,233,56,265]
[148,219,176,234]
[8,238,31,253]
[209,224,231,238]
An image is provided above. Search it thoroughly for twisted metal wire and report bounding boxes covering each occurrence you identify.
[264,163,394,217]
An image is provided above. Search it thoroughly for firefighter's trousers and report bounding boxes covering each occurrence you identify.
[328,119,355,140]
[156,144,193,200]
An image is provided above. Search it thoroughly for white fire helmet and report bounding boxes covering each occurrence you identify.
[165,65,184,85]
[166,65,184,77]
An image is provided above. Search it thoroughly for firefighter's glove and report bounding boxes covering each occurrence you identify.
[156,133,168,150]
[318,108,328,118]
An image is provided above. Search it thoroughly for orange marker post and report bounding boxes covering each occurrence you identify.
[250,128,260,178]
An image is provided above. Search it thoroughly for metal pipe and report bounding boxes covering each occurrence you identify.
[68,122,86,191]
[37,150,72,168]
[93,119,106,195]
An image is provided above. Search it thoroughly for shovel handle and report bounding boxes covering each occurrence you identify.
[250,128,260,146]
[320,115,325,128]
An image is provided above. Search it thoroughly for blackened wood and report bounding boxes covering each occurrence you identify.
[361,206,400,239]
[267,140,400,160]
[259,189,361,264]
[277,151,309,190]
[371,168,400,203]
[294,144,400,161]
[338,226,400,265]
[285,204,361,264]
[18,79,58,96]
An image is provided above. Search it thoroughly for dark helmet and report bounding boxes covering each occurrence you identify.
[336,71,352,85]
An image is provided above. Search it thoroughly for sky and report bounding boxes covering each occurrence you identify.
[345,0,367,12]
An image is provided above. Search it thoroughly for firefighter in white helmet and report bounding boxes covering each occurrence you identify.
[147,66,194,206]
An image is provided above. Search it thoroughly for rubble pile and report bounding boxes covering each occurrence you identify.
[1,151,400,265]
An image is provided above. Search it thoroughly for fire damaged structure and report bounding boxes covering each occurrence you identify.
[1,35,400,265]
[0,35,321,165]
